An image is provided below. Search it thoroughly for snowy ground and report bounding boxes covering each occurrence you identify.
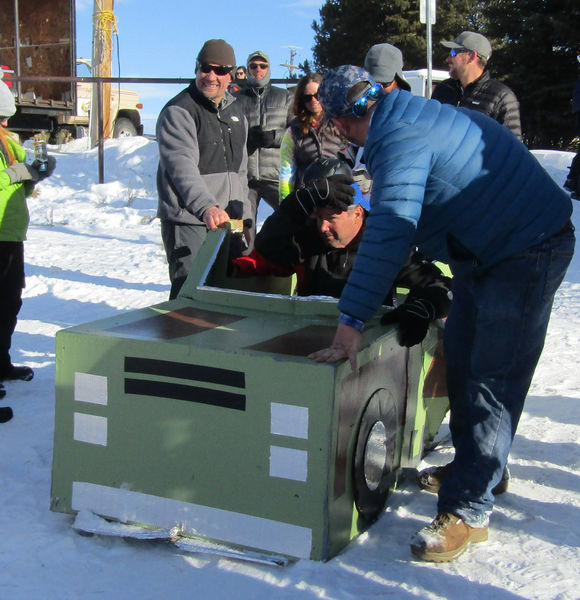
[0,138,578,599]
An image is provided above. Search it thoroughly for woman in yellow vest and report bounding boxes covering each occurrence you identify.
[0,75,55,420]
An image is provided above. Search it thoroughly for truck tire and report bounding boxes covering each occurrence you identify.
[113,117,137,138]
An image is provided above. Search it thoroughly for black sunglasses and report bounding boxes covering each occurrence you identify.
[199,63,232,76]
[303,92,319,102]
[249,62,268,70]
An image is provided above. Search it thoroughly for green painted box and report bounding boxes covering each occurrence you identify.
[51,228,448,561]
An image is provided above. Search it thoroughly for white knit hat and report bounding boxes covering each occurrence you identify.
[0,78,16,118]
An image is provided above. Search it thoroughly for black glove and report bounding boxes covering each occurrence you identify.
[33,155,56,179]
[247,126,276,152]
[225,199,244,219]
[246,126,261,154]
[381,285,451,347]
[307,174,355,212]
[380,298,433,347]
[3,156,56,184]
[259,129,276,148]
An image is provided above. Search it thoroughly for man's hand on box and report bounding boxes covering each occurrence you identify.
[203,206,230,230]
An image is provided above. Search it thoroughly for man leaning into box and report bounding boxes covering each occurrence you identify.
[309,65,574,562]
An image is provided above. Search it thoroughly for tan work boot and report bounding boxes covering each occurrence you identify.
[417,463,510,495]
[410,512,488,562]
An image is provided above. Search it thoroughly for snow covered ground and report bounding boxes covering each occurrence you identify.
[0,137,578,599]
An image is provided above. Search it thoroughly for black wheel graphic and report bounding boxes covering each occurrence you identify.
[353,388,398,522]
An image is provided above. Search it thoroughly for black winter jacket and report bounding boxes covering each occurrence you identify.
[236,83,293,182]
[432,71,522,139]
[255,190,450,305]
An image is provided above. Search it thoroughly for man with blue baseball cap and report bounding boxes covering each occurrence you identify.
[309,65,575,562]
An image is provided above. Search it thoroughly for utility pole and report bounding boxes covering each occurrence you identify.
[420,0,436,98]
[281,46,302,79]
[90,0,115,147]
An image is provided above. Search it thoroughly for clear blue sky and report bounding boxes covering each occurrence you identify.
[75,0,325,133]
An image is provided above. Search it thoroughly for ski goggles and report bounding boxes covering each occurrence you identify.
[350,83,382,117]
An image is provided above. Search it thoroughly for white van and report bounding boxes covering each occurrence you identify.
[403,69,449,98]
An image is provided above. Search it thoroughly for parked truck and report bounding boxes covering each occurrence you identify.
[1,0,142,143]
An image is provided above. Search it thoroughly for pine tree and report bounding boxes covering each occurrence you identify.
[312,0,482,72]
[481,0,580,147]
[311,0,580,148]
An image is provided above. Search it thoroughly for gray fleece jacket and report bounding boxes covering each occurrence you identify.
[156,83,251,225]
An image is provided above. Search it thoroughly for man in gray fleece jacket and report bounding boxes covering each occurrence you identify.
[156,39,251,299]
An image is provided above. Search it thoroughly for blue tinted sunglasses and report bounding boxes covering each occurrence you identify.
[450,48,471,57]
[351,84,382,117]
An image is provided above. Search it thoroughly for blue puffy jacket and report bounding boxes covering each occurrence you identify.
[339,89,572,323]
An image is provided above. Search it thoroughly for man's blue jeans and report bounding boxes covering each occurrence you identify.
[438,226,575,527]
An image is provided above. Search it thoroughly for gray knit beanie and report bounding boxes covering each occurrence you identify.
[197,39,236,68]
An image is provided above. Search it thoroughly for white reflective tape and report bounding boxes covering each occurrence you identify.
[74,413,107,446]
[75,372,108,406]
[72,482,312,559]
[270,403,309,439]
[269,446,308,482]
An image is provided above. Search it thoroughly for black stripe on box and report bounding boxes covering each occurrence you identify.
[124,357,245,389]
[125,378,246,411]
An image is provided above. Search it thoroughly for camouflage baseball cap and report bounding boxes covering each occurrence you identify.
[319,65,377,119]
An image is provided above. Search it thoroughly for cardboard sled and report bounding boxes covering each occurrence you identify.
[50,226,449,561]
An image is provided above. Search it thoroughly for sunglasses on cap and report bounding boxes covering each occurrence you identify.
[303,92,319,102]
[249,62,268,70]
[450,48,471,57]
[199,63,232,76]
[351,83,382,118]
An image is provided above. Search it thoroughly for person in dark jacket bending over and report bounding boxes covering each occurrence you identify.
[432,31,522,140]
[310,66,574,563]
[233,158,452,348]
[156,39,251,299]
[235,50,293,247]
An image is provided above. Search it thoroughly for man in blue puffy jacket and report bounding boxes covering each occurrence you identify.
[311,65,575,563]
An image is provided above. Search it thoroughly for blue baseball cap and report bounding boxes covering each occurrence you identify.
[318,65,378,119]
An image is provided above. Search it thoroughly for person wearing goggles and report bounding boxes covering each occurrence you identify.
[156,39,251,299]
[312,64,573,563]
